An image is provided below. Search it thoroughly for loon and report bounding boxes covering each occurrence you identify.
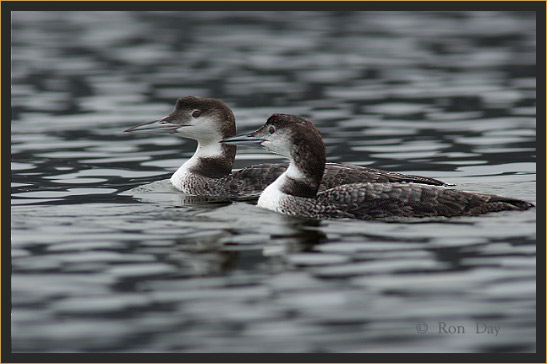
[124,96,447,198]
[221,114,534,219]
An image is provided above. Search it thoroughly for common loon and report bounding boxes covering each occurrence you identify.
[221,114,534,219]
[124,96,447,198]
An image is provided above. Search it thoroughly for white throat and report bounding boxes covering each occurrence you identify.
[170,140,225,191]
[284,161,306,180]
[257,161,304,212]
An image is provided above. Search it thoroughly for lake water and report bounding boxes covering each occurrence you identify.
[10,11,537,353]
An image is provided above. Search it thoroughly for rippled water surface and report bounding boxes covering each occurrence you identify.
[11,11,537,353]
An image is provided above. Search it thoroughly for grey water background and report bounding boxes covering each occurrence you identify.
[11,11,537,353]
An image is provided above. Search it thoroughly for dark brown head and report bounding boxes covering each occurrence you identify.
[125,96,237,175]
[222,113,326,194]
[256,114,325,168]
[125,96,236,141]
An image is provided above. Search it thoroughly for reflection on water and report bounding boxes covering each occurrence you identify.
[11,11,536,353]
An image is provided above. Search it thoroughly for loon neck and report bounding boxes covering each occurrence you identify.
[181,139,236,178]
[277,159,323,198]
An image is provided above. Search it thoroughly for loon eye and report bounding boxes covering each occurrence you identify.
[192,110,201,118]
[268,126,275,134]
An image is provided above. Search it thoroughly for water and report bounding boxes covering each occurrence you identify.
[11,11,536,353]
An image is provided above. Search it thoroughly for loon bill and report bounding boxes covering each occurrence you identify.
[124,96,447,198]
[221,114,534,219]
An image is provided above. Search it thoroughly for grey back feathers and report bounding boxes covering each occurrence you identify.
[315,183,534,219]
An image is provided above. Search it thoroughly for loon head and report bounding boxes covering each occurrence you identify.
[124,96,236,143]
[222,114,324,158]
[125,97,237,180]
[222,114,326,196]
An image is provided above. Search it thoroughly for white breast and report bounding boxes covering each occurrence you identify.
[170,163,192,192]
[257,178,286,212]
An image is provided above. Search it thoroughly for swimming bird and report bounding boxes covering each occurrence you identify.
[124,96,447,198]
[221,114,534,219]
